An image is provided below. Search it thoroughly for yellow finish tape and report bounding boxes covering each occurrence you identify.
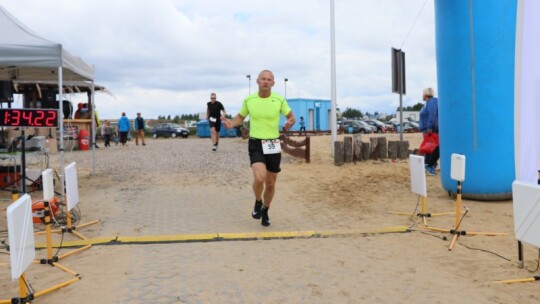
[34,226,410,249]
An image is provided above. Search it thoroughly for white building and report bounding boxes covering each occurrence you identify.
[393,111,420,122]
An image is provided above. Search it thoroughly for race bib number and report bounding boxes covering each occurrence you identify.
[262,139,281,154]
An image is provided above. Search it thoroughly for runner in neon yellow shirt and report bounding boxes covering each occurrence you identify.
[239,92,291,140]
[224,70,296,227]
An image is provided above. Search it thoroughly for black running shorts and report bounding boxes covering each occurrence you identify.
[248,138,281,173]
[209,120,221,132]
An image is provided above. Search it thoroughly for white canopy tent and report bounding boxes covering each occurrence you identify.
[0,6,94,81]
[0,4,97,193]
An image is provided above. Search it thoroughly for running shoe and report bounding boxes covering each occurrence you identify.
[426,166,437,176]
[261,206,270,227]
[252,200,263,219]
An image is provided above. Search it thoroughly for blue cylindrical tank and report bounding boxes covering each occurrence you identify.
[435,0,516,200]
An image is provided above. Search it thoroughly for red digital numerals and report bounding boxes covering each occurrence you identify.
[1,109,58,127]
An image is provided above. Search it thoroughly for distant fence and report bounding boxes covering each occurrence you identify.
[285,130,331,136]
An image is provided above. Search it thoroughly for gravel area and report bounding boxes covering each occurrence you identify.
[47,137,253,179]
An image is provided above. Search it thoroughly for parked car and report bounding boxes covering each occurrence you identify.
[355,120,376,133]
[388,121,419,133]
[394,121,419,133]
[339,120,360,134]
[365,120,386,133]
[384,123,397,133]
[403,121,420,132]
[151,123,189,138]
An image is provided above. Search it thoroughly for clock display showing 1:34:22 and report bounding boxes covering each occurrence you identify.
[0,109,58,127]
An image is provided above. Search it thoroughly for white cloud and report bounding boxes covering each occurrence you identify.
[0,0,436,119]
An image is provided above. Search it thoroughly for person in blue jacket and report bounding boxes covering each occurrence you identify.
[118,112,131,146]
[419,87,439,176]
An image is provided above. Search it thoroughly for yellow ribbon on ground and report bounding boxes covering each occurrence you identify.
[34,226,410,248]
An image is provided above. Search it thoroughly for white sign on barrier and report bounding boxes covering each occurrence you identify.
[409,154,427,197]
[451,154,466,182]
[7,194,36,280]
[65,162,80,211]
[512,181,540,248]
[42,168,54,202]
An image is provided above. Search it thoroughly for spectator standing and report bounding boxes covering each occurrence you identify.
[133,112,146,146]
[114,125,119,145]
[299,116,306,135]
[101,120,112,147]
[118,112,130,146]
[419,87,439,176]
[74,103,84,119]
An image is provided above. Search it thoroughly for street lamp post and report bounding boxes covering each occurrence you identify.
[284,78,288,99]
[246,74,251,95]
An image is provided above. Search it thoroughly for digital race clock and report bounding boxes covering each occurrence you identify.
[0,109,58,127]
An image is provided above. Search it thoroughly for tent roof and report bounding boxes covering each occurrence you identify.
[13,80,113,96]
[0,5,94,81]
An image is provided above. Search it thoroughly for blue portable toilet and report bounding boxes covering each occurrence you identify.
[196,120,211,138]
[196,120,236,138]
[282,98,331,131]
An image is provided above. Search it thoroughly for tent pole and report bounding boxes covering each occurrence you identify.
[330,0,337,156]
[58,67,65,200]
[91,80,96,174]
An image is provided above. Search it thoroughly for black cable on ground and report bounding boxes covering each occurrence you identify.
[407,195,421,229]
[526,249,540,273]
[415,229,511,262]
[458,242,511,262]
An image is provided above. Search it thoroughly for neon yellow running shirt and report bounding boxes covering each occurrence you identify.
[239,92,291,139]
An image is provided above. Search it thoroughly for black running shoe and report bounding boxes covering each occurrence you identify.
[252,200,263,219]
[261,206,270,227]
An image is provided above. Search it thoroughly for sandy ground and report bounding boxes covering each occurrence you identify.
[0,133,539,303]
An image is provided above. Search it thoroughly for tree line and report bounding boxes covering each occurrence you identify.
[156,114,200,121]
[156,113,233,123]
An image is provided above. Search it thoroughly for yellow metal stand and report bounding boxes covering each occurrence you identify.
[0,274,80,304]
[34,198,99,256]
[0,274,35,304]
[35,206,100,240]
[36,201,84,270]
[494,276,540,284]
[0,200,81,304]
[29,201,80,300]
[391,195,453,226]
[420,181,507,251]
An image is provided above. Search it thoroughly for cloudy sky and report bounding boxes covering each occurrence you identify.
[1,0,436,119]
